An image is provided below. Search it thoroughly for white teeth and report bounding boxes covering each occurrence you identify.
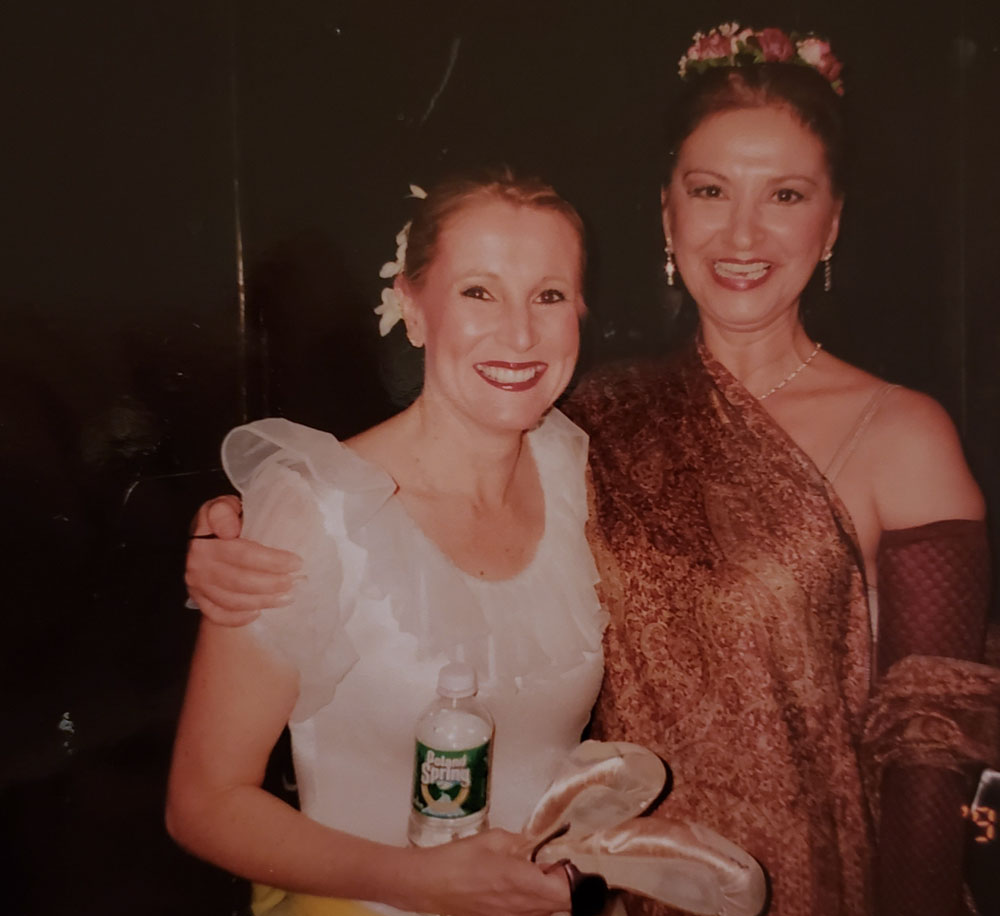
[476,364,539,384]
[714,261,770,280]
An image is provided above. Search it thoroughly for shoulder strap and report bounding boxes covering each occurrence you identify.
[824,383,899,482]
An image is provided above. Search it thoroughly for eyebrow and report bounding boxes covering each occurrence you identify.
[682,168,820,187]
[458,272,574,285]
[681,169,727,182]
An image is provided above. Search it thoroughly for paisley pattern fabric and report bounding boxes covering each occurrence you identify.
[564,341,875,916]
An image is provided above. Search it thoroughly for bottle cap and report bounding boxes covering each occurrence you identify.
[437,662,477,698]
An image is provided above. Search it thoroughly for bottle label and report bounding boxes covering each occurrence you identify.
[412,741,490,819]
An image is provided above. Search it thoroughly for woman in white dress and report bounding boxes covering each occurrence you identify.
[166,168,607,916]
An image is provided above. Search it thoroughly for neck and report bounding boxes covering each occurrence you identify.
[397,395,529,508]
[700,314,818,398]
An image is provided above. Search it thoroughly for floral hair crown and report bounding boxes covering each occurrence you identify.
[678,23,844,96]
[373,184,427,337]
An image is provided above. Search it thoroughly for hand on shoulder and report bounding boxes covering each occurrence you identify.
[868,387,985,531]
[186,494,302,626]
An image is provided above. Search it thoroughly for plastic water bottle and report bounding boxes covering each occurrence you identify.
[407,662,494,847]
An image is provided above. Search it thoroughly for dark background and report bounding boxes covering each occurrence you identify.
[2,1,997,912]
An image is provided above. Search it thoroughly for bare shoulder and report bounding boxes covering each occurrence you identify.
[344,410,410,480]
[871,386,968,460]
[864,384,985,529]
[345,417,391,457]
[345,406,406,453]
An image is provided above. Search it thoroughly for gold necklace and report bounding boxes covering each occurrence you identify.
[756,342,823,400]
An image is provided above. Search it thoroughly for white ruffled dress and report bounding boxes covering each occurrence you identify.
[222,407,607,854]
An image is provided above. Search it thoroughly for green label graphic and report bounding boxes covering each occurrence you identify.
[412,741,490,818]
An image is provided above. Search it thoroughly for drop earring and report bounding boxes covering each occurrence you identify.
[822,250,833,293]
[664,243,676,287]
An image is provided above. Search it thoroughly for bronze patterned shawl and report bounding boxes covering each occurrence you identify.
[564,342,875,915]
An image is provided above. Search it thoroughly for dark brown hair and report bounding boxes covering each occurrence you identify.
[403,165,587,287]
[664,63,846,196]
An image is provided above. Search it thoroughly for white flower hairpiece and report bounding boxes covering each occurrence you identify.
[374,184,428,337]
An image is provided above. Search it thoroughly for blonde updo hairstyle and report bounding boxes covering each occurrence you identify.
[402,165,588,289]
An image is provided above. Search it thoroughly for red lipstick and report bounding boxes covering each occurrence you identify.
[474,361,548,392]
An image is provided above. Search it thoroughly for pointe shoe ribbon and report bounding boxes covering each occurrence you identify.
[520,741,767,916]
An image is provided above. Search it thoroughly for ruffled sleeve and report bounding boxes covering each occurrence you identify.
[222,418,396,721]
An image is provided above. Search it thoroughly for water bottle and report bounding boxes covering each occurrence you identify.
[407,662,494,847]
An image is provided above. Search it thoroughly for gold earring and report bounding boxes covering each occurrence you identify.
[664,242,676,287]
[822,250,833,293]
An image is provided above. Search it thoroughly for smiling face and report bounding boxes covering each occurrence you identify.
[663,105,842,336]
[399,197,585,434]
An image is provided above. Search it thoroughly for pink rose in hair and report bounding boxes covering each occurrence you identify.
[681,32,704,63]
[757,28,795,63]
[695,29,734,61]
[797,37,843,82]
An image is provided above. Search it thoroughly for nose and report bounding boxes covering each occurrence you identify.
[499,301,539,352]
[726,197,762,252]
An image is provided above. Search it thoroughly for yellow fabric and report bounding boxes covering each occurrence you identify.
[251,884,382,916]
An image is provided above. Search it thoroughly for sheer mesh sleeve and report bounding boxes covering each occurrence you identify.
[864,519,1000,916]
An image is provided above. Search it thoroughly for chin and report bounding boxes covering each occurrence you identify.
[479,397,556,433]
[489,409,551,433]
[700,296,792,330]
